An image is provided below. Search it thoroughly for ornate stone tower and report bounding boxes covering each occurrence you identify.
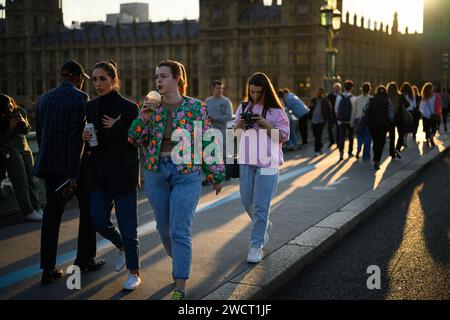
[3,0,63,106]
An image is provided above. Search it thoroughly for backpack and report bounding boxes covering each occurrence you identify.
[337,94,352,122]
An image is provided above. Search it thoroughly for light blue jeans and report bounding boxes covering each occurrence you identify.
[143,157,201,280]
[239,165,279,249]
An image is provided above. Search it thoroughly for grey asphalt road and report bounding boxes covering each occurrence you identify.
[272,152,450,300]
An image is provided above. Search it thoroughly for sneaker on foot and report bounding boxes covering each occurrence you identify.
[247,246,263,264]
[114,250,126,272]
[36,209,44,217]
[41,268,64,285]
[171,289,185,300]
[122,273,141,291]
[25,211,43,222]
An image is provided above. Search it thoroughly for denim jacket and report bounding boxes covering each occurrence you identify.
[128,96,225,184]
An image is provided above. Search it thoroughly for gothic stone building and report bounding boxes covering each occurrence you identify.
[0,0,433,117]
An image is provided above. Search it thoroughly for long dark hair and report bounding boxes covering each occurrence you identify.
[157,60,188,95]
[400,82,414,100]
[244,72,283,117]
[421,82,433,100]
[0,94,17,134]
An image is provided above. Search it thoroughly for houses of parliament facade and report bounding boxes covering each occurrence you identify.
[1,0,449,113]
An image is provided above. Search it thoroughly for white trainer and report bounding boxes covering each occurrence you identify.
[263,221,273,247]
[114,250,126,272]
[123,273,141,291]
[25,211,43,222]
[247,246,263,264]
[36,209,44,217]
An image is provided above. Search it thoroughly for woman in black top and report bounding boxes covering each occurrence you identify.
[387,82,409,158]
[82,61,141,291]
[366,85,392,170]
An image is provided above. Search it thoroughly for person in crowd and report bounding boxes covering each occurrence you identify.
[283,88,309,148]
[419,82,442,147]
[0,94,43,221]
[33,60,105,285]
[277,89,297,151]
[411,85,422,141]
[386,81,409,158]
[335,80,357,161]
[354,82,373,160]
[128,60,225,300]
[400,82,417,148]
[364,85,393,170]
[82,60,141,291]
[233,72,289,264]
[308,88,333,156]
[439,87,449,132]
[203,80,233,184]
[327,83,341,149]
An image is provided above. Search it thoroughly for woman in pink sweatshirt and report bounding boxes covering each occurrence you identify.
[233,72,290,263]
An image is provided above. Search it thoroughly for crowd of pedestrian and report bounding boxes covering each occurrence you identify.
[1,57,448,299]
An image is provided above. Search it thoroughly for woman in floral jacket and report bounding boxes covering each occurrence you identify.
[128,60,225,300]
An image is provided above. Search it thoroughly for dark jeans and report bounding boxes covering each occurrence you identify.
[422,117,438,140]
[389,123,404,155]
[40,169,96,270]
[410,110,421,137]
[90,190,139,270]
[312,123,325,152]
[356,126,372,160]
[328,122,339,146]
[298,115,308,144]
[369,126,389,163]
[338,123,354,155]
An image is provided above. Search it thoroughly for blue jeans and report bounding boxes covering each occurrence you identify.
[144,157,201,280]
[239,165,279,249]
[356,126,372,160]
[286,113,298,147]
[90,191,139,270]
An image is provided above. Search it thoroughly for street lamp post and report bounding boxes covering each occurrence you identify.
[320,0,342,94]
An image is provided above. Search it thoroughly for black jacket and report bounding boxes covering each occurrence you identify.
[367,92,391,128]
[309,97,333,123]
[33,81,87,179]
[86,90,139,195]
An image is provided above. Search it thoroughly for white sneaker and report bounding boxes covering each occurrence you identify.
[36,209,44,217]
[247,246,263,264]
[114,250,126,272]
[263,221,272,247]
[122,273,141,291]
[25,211,43,222]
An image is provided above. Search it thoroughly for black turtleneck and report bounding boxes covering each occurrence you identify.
[98,90,118,135]
[99,90,118,117]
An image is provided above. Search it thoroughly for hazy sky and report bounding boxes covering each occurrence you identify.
[0,0,424,33]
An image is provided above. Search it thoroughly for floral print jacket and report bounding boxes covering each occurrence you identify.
[128,96,225,184]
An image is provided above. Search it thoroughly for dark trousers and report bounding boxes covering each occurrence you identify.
[338,123,354,155]
[1,149,40,216]
[411,111,421,137]
[328,122,339,146]
[40,166,96,270]
[369,126,389,163]
[312,123,325,152]
[298,115,308,144]
[90,190,139,270]
[422,117,438,140]
[389,123,404,155]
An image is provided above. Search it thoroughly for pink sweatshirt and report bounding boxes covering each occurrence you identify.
[233,103,290,169]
